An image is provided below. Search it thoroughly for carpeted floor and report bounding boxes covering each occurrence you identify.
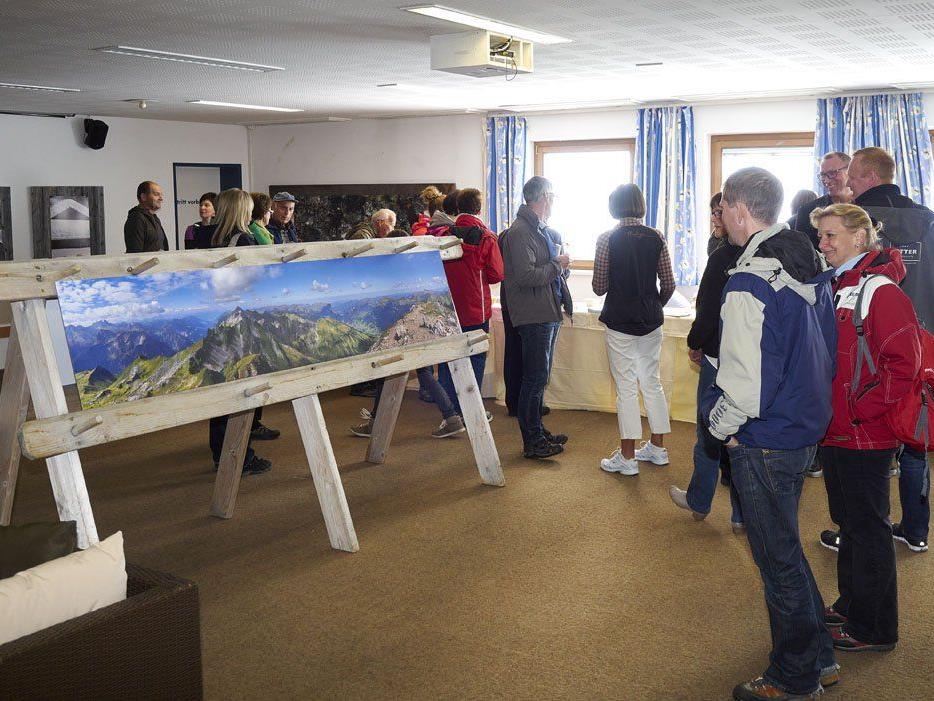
[10,389,932,700]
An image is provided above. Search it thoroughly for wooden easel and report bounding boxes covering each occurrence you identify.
[0,238,504,551]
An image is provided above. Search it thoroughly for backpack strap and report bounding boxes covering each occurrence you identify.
[851,274,895,391]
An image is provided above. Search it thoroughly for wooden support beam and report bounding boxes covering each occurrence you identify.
[21,331,490,460]
[447,356,504,487]
[293,394,358,552]
[365,372,409,465]
[0,238,463,302]
[12,300,98,547]
[0,324,31,525]
[210,410,254,519]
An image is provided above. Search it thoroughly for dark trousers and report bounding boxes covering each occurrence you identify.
[729,443,835,695]
[208,406,261,464]
[820,445,898,645]
[438,322,489,415]
[502,304,523,414]
[515,322,559,447]
[373,367,457,421]
[898,446,930,541]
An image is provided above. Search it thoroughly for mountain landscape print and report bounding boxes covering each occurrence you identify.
[56,252,460,409]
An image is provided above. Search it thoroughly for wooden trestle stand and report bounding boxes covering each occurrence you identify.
[0,237,504,551]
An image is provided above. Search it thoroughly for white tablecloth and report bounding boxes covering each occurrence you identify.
[489,306,699,424]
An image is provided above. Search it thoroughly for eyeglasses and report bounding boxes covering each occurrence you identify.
[711,208,723,217]
[819,166,848,182]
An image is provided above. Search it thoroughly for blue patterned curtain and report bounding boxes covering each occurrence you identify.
[635,106,698,285]
[814,93,934,205]
[485,116,527,233]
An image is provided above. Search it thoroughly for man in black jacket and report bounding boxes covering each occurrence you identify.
[124,181,168,253]
[792,151,852,247]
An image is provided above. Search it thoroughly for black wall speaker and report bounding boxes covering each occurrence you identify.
[84,118,109,149]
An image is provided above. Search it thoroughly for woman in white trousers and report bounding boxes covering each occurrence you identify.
[592,184,675,475]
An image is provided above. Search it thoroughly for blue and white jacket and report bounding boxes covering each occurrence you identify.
[702,224,837,449]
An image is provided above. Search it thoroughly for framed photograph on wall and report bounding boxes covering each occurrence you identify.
[29,186,105,259]
[0,187,11,261]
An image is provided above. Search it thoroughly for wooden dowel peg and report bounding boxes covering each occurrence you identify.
[38,264,83,282]
[467,333,489,347]
[70,415,103,437]
[127,257,159,275]
[393,240,418,254]
[211,253,239,268]
[438,238,460,250]
[243,382,272,398]
[371,354,404,368]
[342,242,375,258]
[281,248,307,263]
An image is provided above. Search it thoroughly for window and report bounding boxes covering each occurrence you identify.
[534,139,635,266]
[711,133,815,222]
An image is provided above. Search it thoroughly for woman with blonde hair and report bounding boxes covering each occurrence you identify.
[813,202,921,653]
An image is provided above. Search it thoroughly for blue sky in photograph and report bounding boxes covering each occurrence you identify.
[56,251,451,326]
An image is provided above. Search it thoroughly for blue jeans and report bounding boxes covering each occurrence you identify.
[687,358,743,523]
[373,367,457,421]
[898,446,930,542]
[438,322,489,416]
[729,443,836,695]
[515,321,560,446]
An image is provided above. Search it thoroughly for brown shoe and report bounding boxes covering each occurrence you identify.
[732,677,822,700]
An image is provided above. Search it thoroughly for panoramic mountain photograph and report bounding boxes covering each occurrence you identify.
[56,252,460,409]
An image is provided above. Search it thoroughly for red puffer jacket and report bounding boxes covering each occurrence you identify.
[442,214,505,325]
[822,248,922,450]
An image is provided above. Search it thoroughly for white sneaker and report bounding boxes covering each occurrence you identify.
[600,449,639,476]
[635,441,669,466]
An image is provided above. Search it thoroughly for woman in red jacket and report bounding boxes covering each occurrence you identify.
[813,203,922,653]
[437,188,504,418]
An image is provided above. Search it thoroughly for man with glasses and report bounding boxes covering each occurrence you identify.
[500,176,571,459]
[792,152,852,247]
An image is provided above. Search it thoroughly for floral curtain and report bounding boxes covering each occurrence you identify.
[814,93,934,205]
[485,116,527,233]
[635,105,698,285]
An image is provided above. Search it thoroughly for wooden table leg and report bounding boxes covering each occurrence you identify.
[12,300,98,547]
[210,410,254,519]
[293,394,358,552]
[447,356,505,487]
[0,324,31,525]
[366,372,409,465]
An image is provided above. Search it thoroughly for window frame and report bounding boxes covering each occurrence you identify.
[533,138,636,270]
[710,132,815,197]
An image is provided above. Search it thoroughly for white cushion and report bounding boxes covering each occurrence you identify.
[0,531,127,645]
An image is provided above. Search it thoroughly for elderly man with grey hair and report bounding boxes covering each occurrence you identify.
[701,167,839,701]
[348,208,396,239]
[500,175,571,460]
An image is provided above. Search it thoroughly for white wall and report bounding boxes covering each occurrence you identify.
[0,113,249,377]
[0,113,249,259]
[249,114,485,193]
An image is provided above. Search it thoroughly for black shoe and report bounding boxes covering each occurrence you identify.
[540,405,551,416]
[243,455,272,475]
[892,522,928,552]
[819,529,840,552]
[350,383,377,398]
[543,429,568,445]
[523,439,563,460]
[250,422,280,440]
[806,462,823,478]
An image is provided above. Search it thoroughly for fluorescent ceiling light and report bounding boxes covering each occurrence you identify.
[188,100,302,112]
[95,46,282,72]
[402,5,571,44]
[0,82,80,93]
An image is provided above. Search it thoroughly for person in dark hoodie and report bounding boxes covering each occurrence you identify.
[704,167,838,701]
[124,181,168,253]
[812,203,922,656]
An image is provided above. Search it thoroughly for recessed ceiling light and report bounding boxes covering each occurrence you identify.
[402,5,571,44]
[0,82,80,93]
[95,46,282,72]
[187,100,302,112]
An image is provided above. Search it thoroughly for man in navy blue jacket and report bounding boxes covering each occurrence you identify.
[705,168,839,701]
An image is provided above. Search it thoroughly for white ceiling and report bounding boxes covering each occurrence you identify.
[2,0,934,124]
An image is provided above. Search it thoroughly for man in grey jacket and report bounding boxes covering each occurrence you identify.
[500,176,571,459]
